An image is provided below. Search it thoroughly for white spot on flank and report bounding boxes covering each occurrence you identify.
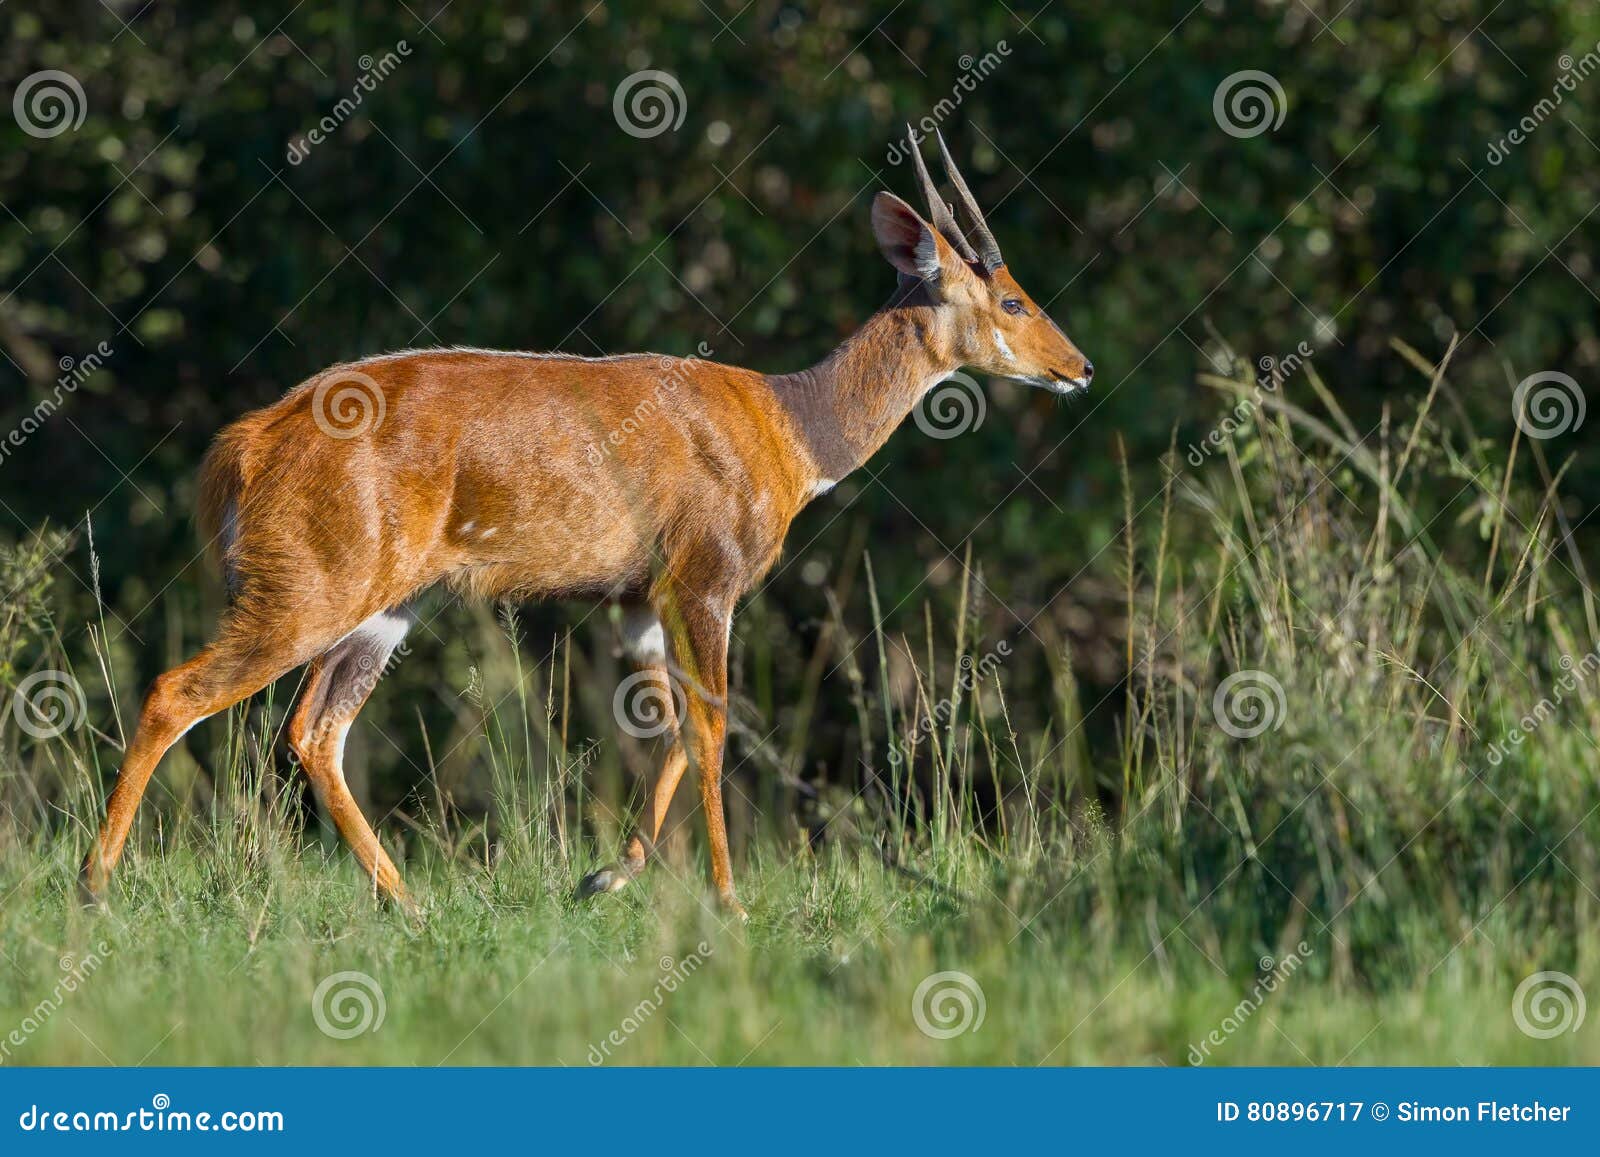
[479,527,497,539]
[992,328,1016,363]
[458,520,477,535]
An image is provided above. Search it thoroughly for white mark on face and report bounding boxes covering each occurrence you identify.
[992,327,1016,363]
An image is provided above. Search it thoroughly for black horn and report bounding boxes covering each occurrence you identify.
[905,124,978,265]
[935,129,1004,272]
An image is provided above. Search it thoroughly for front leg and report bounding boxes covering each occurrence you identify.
[579,609,690,898]
[661,588,745,919]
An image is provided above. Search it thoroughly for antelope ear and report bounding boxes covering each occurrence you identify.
[871,192,952,283]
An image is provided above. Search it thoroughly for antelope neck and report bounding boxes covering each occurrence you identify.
[768,291,957,485]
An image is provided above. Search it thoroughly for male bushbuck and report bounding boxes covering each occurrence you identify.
[82,130,1091,918]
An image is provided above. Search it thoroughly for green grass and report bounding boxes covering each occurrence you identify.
[3,345,1598,1065]
[1,836,1596,1065]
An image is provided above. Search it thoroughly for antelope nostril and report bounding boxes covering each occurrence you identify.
[1083,362,1095,382]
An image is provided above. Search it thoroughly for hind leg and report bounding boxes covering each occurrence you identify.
[287,609,413,907]
[83,619,326,895]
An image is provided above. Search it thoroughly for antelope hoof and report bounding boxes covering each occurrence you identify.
[390,888,423,925]
[78,855,110,908]
[578,864,636,899]
[720,891,749,923]
[77,873,106,909]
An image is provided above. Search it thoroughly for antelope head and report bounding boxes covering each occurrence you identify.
[871,127,1093,395]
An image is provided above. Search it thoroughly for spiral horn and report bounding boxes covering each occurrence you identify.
[905,124,979,265]
[935,129,1004,273]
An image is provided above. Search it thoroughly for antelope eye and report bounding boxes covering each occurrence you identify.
[1001,298,1028,316]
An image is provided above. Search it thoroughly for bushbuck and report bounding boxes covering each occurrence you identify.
[82,129,1092,918]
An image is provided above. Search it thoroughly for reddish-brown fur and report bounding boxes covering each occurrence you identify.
[82,132,1090,917]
